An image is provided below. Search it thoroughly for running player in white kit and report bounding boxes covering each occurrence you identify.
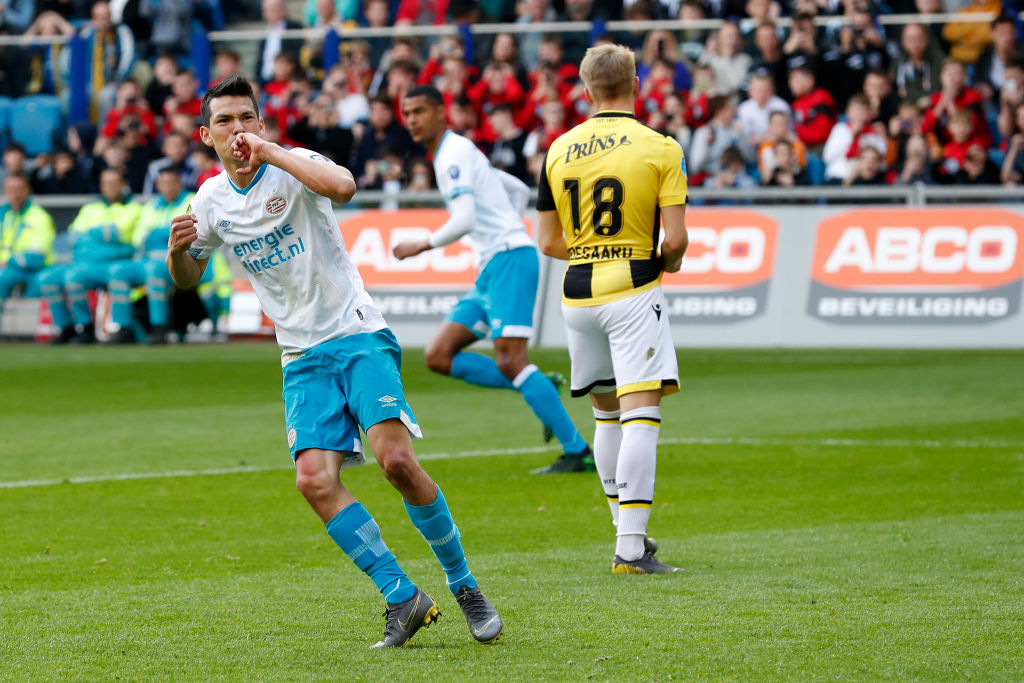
[166,75,502,649]
[395,85,593,475]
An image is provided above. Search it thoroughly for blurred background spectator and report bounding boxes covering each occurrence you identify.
[0,0,1018,214]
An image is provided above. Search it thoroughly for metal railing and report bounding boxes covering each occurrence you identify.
[1,11,1021,47]
[29,185,1024,218]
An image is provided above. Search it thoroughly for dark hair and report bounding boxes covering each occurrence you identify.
[4,169,29,183]
[4,141,26,156]
[404,84,444,107]
[157,165,181,177]
[371,93,393,108]
[721,146,744,167]
[992,13,1016,29]
[707,94,730,118]
[201,73,260,128]
[389,59,420,76]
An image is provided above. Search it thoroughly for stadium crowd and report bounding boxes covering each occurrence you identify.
[0,0,1022,195]
[0,0,1022,342]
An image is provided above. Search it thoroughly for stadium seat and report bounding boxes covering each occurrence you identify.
[9,95,63,156]
[0,96,12,149]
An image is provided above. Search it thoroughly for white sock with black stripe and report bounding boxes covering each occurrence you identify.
[615,406,660,561]
[592,407,622,527]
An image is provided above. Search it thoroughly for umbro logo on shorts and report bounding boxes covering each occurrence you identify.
[652,304,662,320]
[378,395,398,407]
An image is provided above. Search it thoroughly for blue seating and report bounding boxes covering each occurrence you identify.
[0,96,12,149]
[9,95,63,156]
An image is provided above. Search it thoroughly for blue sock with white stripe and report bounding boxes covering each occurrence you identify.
[450,352,514,389]
[515,364,589,454]
[326,502,416,604]
[404,486,476,595]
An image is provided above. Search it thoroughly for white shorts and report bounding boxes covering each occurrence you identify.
[562,286,680,398]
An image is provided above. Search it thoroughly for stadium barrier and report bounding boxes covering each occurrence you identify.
[9,190,1023,347]
[332,202,1024,349]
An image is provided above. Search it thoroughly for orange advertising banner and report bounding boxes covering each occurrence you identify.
[660,209,779,322]
[813,208,1024,290]
[809,208,1024,324]
[339,209,535,288]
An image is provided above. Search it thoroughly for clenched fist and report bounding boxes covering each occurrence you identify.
[169,213,200,254]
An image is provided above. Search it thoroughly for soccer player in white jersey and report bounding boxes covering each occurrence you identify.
[394,84,593,475]
[166,75,502,648]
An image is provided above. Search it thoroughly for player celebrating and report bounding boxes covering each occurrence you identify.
[395,84,593,475]
[536,45,689,574]
[166,75,502,647]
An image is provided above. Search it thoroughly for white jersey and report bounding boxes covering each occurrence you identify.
[187,148,386,361]
[433,131,533,269]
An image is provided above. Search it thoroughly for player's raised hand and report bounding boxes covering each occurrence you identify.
[393,239,431,260]
[168,213,199,253]
[231,132,267,175]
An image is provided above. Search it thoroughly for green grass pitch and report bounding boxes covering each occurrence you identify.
[1,344,1022,680]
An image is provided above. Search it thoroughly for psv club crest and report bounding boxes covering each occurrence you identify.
[265,194,287,216]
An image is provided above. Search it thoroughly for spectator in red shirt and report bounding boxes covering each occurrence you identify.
[788,64,837,149]
[385,60,420,123]
[488,32,529,86]
[638,58,679,125]
[100,80,158,147]
[395,0,448,25]
[162,69,202,135]
[434,55,472,116]
[519,60,571,131]
[936,108,987,181]
[921,59,991,148]
[191,145,223,189]
[468,61,526,119]
[263,52,298,109]
[524,96,569,180]
[684,65,715,129]
[536,35,578,84]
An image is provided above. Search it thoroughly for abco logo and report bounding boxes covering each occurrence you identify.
[340,209,478,287]
[809,209,1024,324]
[661,209,778,322]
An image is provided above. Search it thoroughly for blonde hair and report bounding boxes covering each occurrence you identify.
[580,44,636,103]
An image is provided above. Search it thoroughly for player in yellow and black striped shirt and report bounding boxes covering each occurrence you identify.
[537,43,689,575]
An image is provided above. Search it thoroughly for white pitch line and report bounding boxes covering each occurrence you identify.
[0,436,1015,490]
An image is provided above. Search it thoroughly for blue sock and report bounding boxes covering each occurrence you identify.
[450,352,514,389]
[326,502,416,604]
[515,365,589,454]
[66,282,93,327]
[404,486,476,595]
[41,284,71,330]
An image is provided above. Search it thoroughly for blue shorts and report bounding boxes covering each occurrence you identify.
[281,329,422,461]
[446,246,539,340]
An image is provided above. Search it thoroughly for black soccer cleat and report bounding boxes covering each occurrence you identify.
[106,328,137,344]
[69,323,95,345]
[50,326,76,345]
[530,446,595,475]
[455,585,503,644]
[147,325,171,345]
[371,587,440,649]
[611,552,683,574]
